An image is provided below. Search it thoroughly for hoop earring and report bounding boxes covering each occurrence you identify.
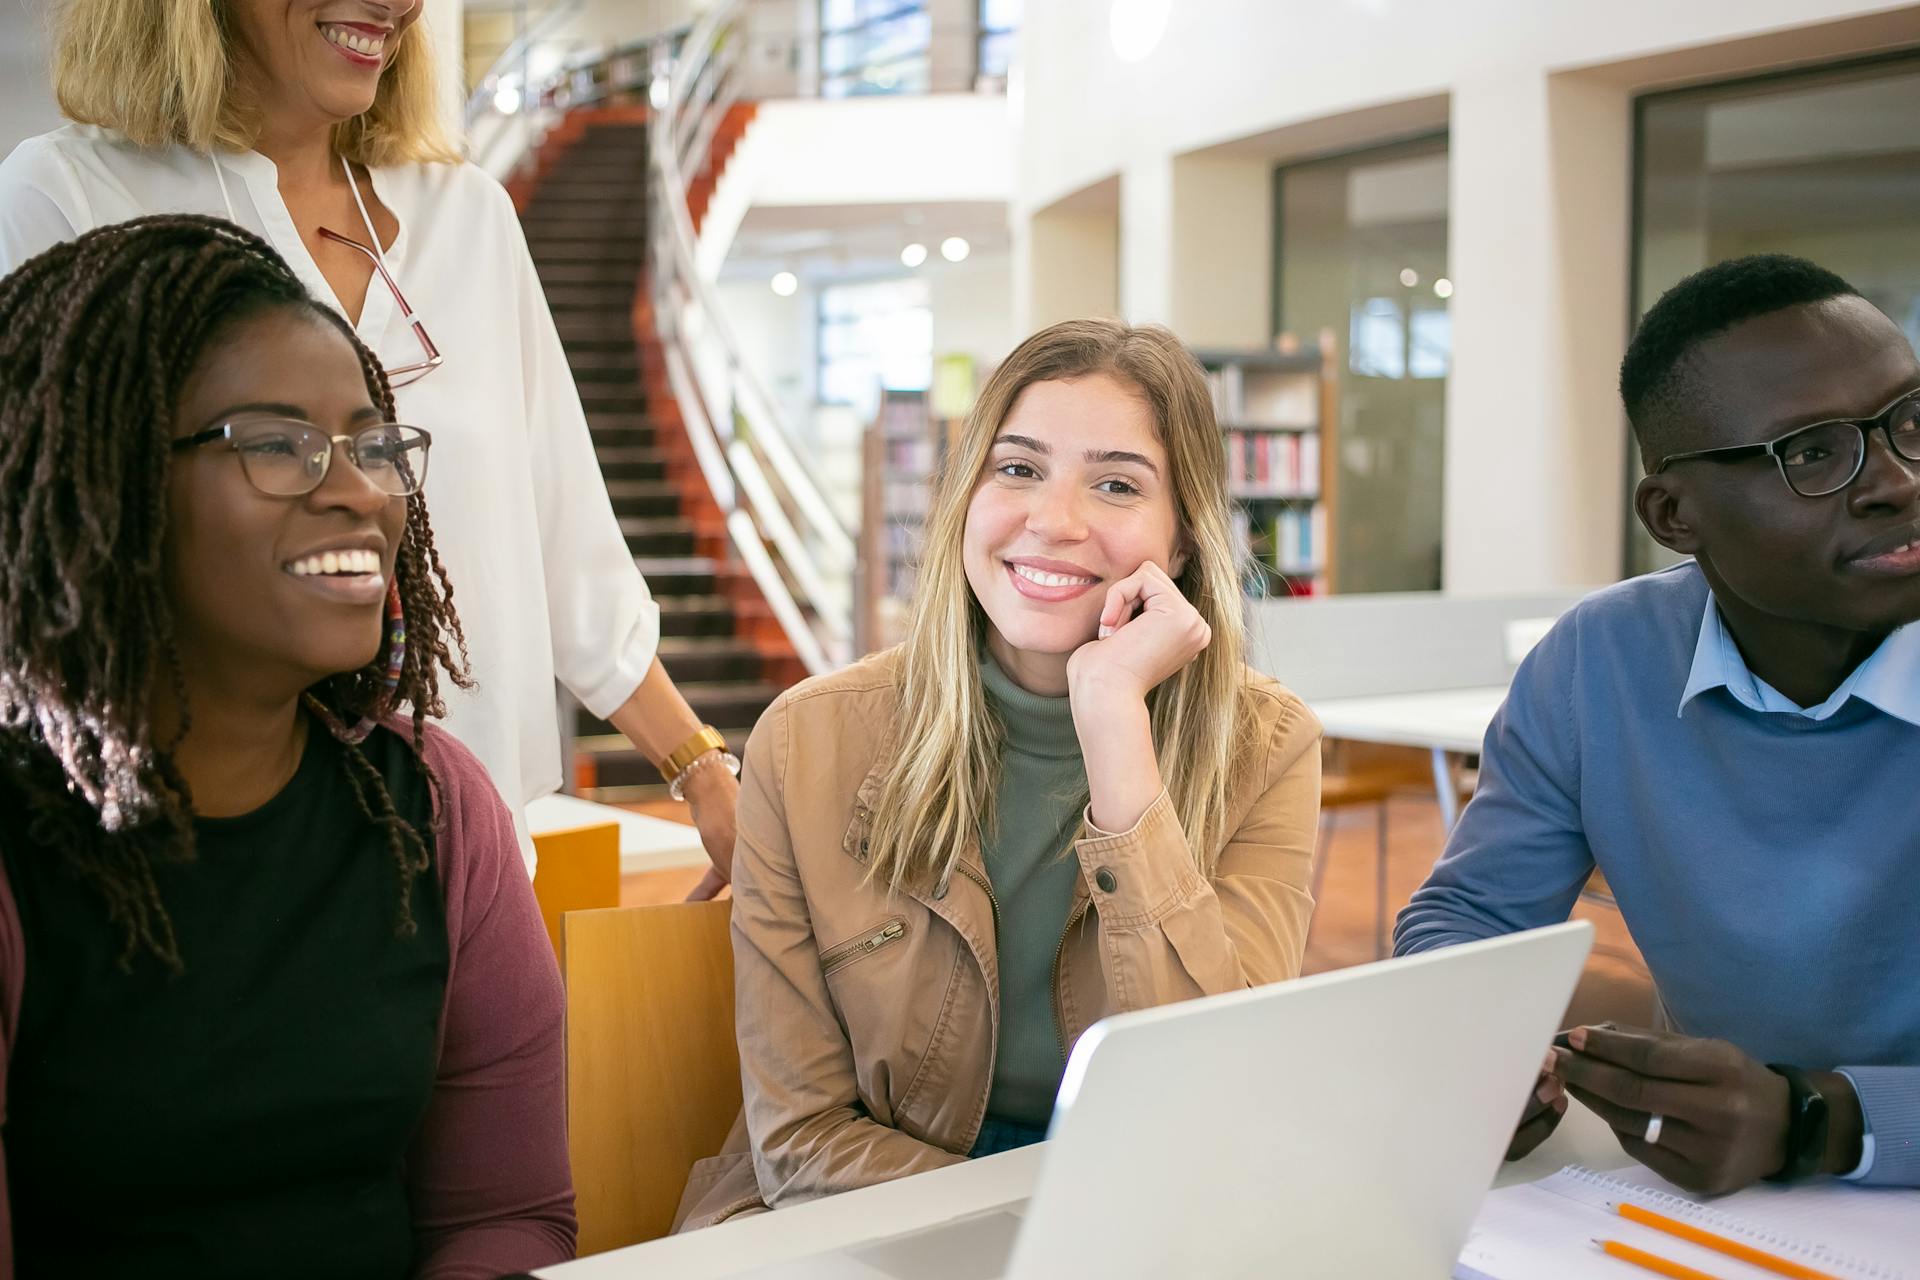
[307,581,407,745]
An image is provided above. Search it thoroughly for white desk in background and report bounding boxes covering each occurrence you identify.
[524,792,708,876]
[1308,685,1508,830]
[534,1108,1621,1279]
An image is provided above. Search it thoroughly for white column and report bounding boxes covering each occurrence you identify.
[424,0,466,130]
[1169,151,1272,349]
[1442,70,1633,594]
[1119,153,1174,324]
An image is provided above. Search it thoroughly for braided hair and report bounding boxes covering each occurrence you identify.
[0,214,472,972]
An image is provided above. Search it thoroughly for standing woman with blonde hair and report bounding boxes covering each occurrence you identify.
[0,0,741,885]
[676,319,1322,1229]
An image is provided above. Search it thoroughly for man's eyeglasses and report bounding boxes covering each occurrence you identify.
[316,227,443,388]
[1653,387,1920,498]
[172,419,433,498]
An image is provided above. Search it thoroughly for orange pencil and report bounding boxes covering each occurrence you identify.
[1596,1238,1728,1280]
[1618,1202,1840,1280]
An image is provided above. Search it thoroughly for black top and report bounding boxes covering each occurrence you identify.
[2,720,449,1279]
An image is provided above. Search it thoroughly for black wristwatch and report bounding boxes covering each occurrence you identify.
[1764,1064,1829,1182]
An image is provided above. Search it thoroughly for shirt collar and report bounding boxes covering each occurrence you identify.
[1678,593,1920,727]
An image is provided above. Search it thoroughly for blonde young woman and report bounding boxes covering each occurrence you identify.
[0,0,740,886]
[676,319,1323,1229]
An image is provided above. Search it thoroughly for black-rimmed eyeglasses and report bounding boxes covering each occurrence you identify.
[1653,387,1920,498]
[171,419,433,498]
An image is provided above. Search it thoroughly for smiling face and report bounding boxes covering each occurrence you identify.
[225,0,420,127]
[165,305,407,698]
[962,374,1185,687]
[1639,295,1920,636]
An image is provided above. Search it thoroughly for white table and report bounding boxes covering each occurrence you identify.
[1308,686,1509,830]
[525,792,709,876]
[535,1107,1623,1278]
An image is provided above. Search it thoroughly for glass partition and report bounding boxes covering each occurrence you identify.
[1627,54,1920,575]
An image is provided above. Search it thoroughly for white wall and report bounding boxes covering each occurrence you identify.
[930,250,1015,372]
[1017,0,1920,594]
[0,2,60,155]
[715,276,817,442]
[736,95,1014,207]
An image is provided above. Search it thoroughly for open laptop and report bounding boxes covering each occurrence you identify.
[742,921,1593,1280]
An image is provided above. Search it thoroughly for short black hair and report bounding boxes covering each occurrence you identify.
[1620,254,1859,466]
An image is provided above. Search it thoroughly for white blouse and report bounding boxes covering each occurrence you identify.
[0,126,662,865]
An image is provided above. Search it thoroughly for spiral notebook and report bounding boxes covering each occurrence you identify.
[1456,1164,1920,1280]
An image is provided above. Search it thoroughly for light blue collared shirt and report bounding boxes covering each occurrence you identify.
[1679,594,1920,728]
[1680,592,1918,1178]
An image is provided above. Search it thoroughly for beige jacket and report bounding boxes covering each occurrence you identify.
[675,648,1321,1230]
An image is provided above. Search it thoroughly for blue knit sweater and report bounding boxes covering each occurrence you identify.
[1395,562,1919,1186]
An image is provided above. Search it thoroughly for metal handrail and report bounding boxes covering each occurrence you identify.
[462,0,586,131]
[649,0,858,674]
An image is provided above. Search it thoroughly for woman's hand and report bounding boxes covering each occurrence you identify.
[1066,561,1211,833]
[1066,561,1211,706]
[681,759,740,901]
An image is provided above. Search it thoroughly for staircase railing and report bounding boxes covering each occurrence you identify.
[648,1,858,675]
[462,0,585,176]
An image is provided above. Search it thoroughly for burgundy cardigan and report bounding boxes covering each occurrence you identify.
[0,721,577,1278]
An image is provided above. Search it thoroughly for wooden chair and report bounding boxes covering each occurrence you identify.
[562,900,741,1256]
[531,821,622,958]
[1312,741,1433,958]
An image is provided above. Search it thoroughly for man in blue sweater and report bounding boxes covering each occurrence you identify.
[1395,254,1920,1194]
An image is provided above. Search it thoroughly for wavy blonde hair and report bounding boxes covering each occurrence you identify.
[866,319,1259,894]
[51,0,458,166]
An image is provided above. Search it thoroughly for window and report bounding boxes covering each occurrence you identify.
[1275,135,1450,594]
[820,0,931,98]
[818,278,933,421]
[977,0,1020,89]
[1626,54,1920,576]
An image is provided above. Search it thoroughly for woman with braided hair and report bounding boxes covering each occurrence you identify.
[0,0,743,888]
[0,216,574,1277]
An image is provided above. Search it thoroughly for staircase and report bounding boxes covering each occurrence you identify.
[517,109,798,800]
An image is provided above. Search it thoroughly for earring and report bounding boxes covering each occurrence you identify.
[307,581,407,745]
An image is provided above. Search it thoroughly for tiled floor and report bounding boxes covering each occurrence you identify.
[619,788,1654,1031]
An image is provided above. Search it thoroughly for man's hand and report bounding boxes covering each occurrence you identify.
[1509,1050,1569,1161]
[1551,1023,1789,1194]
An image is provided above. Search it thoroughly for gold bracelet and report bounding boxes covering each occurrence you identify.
[660,725,727,784]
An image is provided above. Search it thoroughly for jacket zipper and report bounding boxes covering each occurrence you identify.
[1049,897,1093,1059]
[952,858,1004,1151]
[820,918,908,975]
[954,859,1002,942]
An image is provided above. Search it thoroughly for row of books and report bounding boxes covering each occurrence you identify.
[1207,364,1318,429]
[1230,505,1325,578]
[881,478,932,520]
[1225,430,1318,497]
[1273,505,1327,575]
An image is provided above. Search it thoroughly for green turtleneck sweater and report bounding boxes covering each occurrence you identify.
[978,655,1090,1130]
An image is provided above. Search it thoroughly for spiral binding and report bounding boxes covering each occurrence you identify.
[1558,1165,1904,1280]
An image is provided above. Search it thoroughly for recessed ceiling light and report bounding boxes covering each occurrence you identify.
[940,236,971,263]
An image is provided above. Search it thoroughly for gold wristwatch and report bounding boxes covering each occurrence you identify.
[661,725,737,800]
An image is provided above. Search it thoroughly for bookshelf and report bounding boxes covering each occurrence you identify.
[1196,337,1339,597]
[858,388,944,653]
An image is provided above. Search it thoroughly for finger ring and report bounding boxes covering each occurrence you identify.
[1643,1113,1664,1146]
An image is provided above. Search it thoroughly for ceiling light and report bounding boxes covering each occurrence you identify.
[1399,268,1419,288]
[648,77,670,110]
[493,84,521,115]
[770,271,798,297]
[901,242,928,268]
[940,236,971,263]
[1433,278,1454,299]
[1110,0,1171,63]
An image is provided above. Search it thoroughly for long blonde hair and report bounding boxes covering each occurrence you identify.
[51,0,459,167]
[865,319,1258,894]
